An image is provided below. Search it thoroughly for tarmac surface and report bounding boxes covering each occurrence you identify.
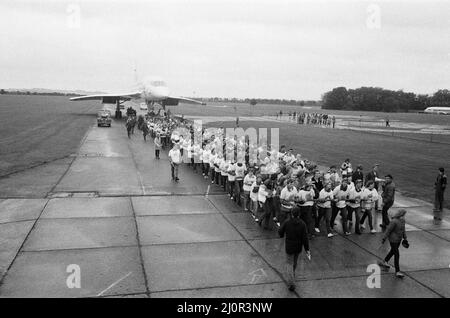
[0,116,449,298]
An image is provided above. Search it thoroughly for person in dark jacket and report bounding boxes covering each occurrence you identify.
[434,167,447,217]
[353,164,364,185]
[142,121,149,141]
[379,209,408,278]
[278,207,310,291]
[380,174,395,229]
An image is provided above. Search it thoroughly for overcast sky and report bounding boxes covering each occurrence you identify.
[1,0,449,99]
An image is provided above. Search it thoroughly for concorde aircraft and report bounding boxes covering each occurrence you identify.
[70,76,205,118]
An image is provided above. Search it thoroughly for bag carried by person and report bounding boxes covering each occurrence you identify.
[401,239,409,248]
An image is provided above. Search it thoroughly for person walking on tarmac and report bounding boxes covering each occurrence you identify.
[380,174,395,230]
[168,141,182,182]
[278,207,310,292]
[378,209,409,278]
[434,167,447,219]
[142,121,149,141]
[126,117,134,138]
[154,134,162,159]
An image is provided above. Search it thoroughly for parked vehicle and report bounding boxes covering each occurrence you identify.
[97,110,112,127]
[140,102,148,110]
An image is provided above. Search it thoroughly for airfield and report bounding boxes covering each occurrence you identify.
[0,96,449,297]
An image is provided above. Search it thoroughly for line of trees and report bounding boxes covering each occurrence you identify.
[0,89,80,97]
[199,97,321,106]
[322,87,450,112]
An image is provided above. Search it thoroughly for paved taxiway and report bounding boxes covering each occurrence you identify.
[0,116,449,297]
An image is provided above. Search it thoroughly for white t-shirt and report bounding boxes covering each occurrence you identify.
[202,150,210,164]
[168,148,182,164]
[258,184,269,203]
[227,163,236,181]
[220,160,228,176]
[243,174,256,192]
[333,185,349,208]
[285,155,296,165]
[297,189,315,206]
[347,187,363,208]
[317,189,334,208]
[330,173,341,188]
[214,157,222,172]
[250,181,260,201]
[235,163,246,180]
[280,186,298,208]
[362,188,379,210]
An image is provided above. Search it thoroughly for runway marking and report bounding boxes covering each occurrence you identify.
[249,268,267,284]
[97,272,133,297]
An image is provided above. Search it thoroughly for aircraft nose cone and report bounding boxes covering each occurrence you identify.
[153,87,169,99]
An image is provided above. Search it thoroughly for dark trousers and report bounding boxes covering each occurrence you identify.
[258,200,272,229]
[272,196,281,220]
[286,252,300,286]
[171,163,179,180]
[385,242,401,272]
[210,167,215,182]
[360,208,374,230]
[243,191,251,211]
[382,202,393,227]
[435,190,444,211]
[235,180,243,205]
[228,180,235,197]
[155,149,160,158]
[221,175,227,190]
[347,206,361,234]
[316,207,332,234]
[214,171,220,184]
[331,206,348,233]
[279,206,292,226]
[300,205,314,235]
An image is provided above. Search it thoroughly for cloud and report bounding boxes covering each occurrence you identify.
[0,0,449,99]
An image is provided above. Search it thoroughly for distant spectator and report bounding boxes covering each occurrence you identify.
[434,167,447,219]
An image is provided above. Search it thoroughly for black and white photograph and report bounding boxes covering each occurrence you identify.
[0,0,449,303]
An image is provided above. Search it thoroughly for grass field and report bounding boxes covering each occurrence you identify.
[0,95,100,176]
[172,102,450,209]
[169,102,450,126]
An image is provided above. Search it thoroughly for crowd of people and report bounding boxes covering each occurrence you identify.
[276,110,336,128]
[123,109,448,290]
[132,112,399,240]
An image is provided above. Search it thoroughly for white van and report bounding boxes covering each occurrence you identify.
[423,107,450,115]
[140,102,148,110]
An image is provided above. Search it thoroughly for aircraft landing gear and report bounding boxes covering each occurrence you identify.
[115,100,122,119]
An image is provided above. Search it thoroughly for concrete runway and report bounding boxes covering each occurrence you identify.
[0,117,449,298]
